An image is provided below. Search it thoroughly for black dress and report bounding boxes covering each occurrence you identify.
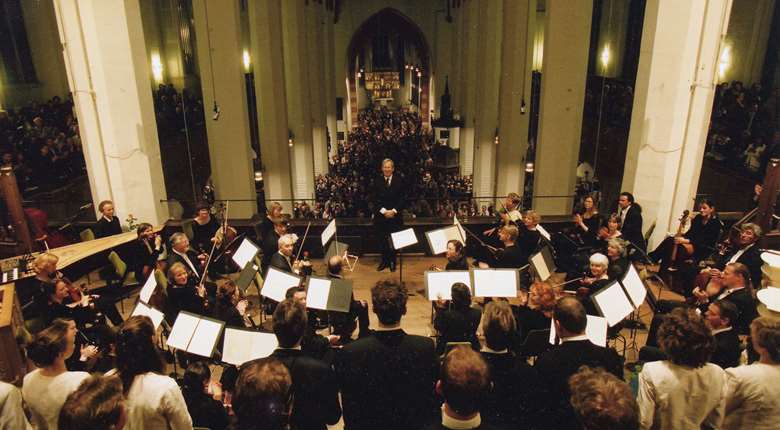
[191,217,220,254]
[445,255,469,270]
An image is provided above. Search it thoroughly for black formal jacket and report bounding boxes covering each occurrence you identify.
[620,204,646,251]
[434,305,481,354]
[534,340,624,430]
[716,243,763,288]
[711,328,741,369]
[269,348,342,430]
[372,175,405,228]
[718,288,758,335]
[166,248,204,281]
[480,351,546,430]
[192,217,220,253]
[607,257,630,281]
[494,244,526,269]
[422,419,506,430]
[335,329,438,430]
[94,216,121,238]
[516,227,542,265]
[269,252,294,274]
[512,306,551,346]
[445,255,469,271]
[684,214,724,261]
[128,238,162,281]
[183,391,229,430]
[261,229,281,274]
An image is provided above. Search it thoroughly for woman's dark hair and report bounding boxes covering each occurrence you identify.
[116,316,163,393]
[451,283,472,310]
[217,281,240,308]
[447,240,464,256]
[657,308,715,368]
[26,318,72,367]
[136,222,153,238]
[182,361,211,399]
[59,375,124,430]
[234,358,291,430]
[619,192,635,204]
[698,198,715,209]
[482,301,516,351]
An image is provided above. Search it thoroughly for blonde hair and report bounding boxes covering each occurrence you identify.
[33,253,59,274]
[524,210,541,224]
[501,225,519,242]
[167,262,188,284]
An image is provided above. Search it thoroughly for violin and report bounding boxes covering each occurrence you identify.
[62,276,86,303]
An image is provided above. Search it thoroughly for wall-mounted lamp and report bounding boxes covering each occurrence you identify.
[494,128,500,145]
[520,99,526,115]
[242,49,251,73]
[525,162,534,173]
[151,52,164,84]
[288,130,295,147]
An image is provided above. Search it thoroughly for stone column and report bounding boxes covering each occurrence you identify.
[53,0,169,225]
[495,0,536,201]
[282,0,315,201]
[323,5,338,165]
[533,0,593,215]
[458,0,480,177]
[471,0,503,205]
[192,0,256,217]
[307,1,328,176]
[248,0,293,212]
[623,0,733,248]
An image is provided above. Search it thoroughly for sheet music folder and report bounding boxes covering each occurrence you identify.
[261,267,302,302]
[232,237,260,269]
[424,270,471,300]
[131,302,165,330]
[425,225,465,255]
[472,269,519,298]
[530,246,556,282]
[391,228,418,250]
[236,258,262,293]
[166,311,225,358]
[591,264,647,326]
[222,328,278,366]
[305,276,353,313]
[138,272,157,304]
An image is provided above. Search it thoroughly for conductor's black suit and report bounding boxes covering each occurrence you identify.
[373,174,405,269]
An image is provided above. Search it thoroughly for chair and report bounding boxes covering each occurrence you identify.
[106,251,139,313]
[518,329,552,363]
[80,228,95,242]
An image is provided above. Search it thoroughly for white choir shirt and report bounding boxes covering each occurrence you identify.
[637,361,725,430]
[22,369,89,430]
[722,362,780,430]
[1,381,30,430]
[106,370,192,430]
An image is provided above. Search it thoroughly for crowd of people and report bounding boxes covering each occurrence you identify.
[705,81,776,178]
[309,107,474,219]
[0,96,86,193]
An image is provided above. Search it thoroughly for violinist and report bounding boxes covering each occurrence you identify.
[31,252,59,296]
[595,215,622,252]
[517,210,543,264]
[261,217,288,276]
[482,192,522,238]
[166,262,208,319]
[606,238,630,281]
[130,222,163,282]
[166,232,207,282]
[701,223,763,288]
[648,199,723,269]
[215,281,253,328]
[573,195,603,247]
[270,234,300,274]
[93,200,122,238]
[576,253,611,313]
[192,202,220,254]
[483,225,525,269]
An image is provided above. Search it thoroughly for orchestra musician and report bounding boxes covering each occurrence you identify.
[573,195,603,248]
[482,193,523,238]
[701,223,764,289]
[93,200,122,238]
[433,282,481,355]
[617,192,646,251]
[577,253,611,314]
[648,199,724,269]
[512,281,556,345]
[606,238,630,281]
[215,281,254,330]
[595,214,622,252]
[270,234,300,274]
[191,202,220,254]
[444,240,469,270]
[166,232,207,282]
[259,202,284,243]
[373,158,405,272]
[129,222,163,283]
[261,217,288,276]
[328,255,371,344]
[483,225,525,269]
[517,210,543,264]
[166,262,208,318]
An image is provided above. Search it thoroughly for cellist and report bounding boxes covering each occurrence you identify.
[649,199,723,271]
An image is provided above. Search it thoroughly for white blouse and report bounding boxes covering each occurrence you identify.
[722,363,780,429]
[109,371,192,430]
[637,361,725,430]
[22,369,89,430]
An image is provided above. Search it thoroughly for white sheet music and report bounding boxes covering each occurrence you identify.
[131,302,164,330]
[530,252,551,281]
[222,329,278,366]
[262,268,301,302]
[232,238,259,269]
[306,277,331,310]
[453,216,467,242]
[425,271,472,300]
[593,282,634,327]
[187,319,223,357]
[621,265,646,308]
[548,315,608,347]
[139,273,157,304]
[473,269,518,297]
[166,312,200,350]
[426,225,464,255]
[391,228,418,250]
[321,219,337,247]
[536,224,551,241]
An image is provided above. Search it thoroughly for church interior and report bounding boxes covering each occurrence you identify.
[1,0,780,429]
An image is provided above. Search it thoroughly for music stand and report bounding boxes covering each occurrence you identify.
[549,315,608,347]
[138,271,157,304]
[222,328,278,366]
[424,225,465,255]
[390,228,418,285]
[232,237,260,271]
[321,219,337,247]
[166,311,225,359]
[131,302,165,330]
[261,267,302,302]
[305,276,353,313]
[530,246,556,281]
[236,257,263,295]
[472,269,519,298]
[425,270,472,323]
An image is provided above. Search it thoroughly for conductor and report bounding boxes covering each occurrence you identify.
[373,158,404,272]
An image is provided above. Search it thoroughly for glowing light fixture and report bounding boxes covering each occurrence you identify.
[600,45,611,70]
[242,50,251,73]
[525,162,534,173]
[718,45,731,80]
[151,52,164,83]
